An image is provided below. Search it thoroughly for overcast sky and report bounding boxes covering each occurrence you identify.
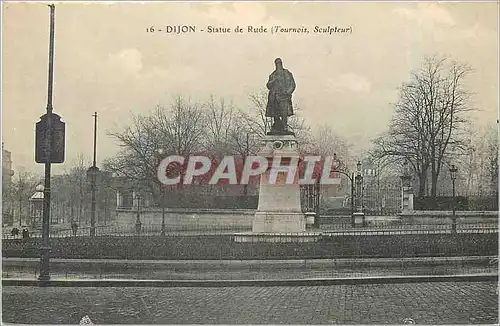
[2,1,498,174]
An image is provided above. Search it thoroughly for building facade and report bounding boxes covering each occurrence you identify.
[2,143,15,225]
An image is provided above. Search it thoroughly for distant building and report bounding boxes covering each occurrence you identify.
[50,170,116,224]
[2,143,15,225]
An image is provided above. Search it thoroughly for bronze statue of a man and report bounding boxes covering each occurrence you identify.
[265,58,296,135]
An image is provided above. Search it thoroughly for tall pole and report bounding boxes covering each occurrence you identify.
[161,188,166,236]
[449,164,458,234]
[90,112,98,236]
[39,4,55,282]
[135,195,142,234]
[351,173,355,228]
[93,112,97,167]
[452,178,456,234]
[314,179,320,228]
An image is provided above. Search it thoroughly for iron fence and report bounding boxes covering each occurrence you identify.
[2,219,498,240]
[2,223,253,239]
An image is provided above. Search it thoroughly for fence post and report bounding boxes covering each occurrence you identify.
[400,161,414,215]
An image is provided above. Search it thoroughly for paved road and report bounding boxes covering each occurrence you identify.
[2,282,498,324]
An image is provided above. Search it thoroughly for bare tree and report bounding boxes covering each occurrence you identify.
[302,124,353,195]
[303,124,350,158]
[106,96,206,202]
[483,123,499,194]
[204,95,235,159]
[248,91,272,136]
[11,168,42,226]
[51,154,91,224]
[227,112,262,196]
[373,56,474,197]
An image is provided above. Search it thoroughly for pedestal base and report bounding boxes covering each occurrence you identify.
[304,212,316,229]
[352,212,365,227]
[234,231,322,243]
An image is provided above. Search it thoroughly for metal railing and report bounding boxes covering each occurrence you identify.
[2,220,498,239]
[2,223,253,239]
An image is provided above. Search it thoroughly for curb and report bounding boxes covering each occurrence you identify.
[3,274,498,287]
[3,256,496,265]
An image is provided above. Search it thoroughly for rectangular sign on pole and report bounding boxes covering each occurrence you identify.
[35,113,65,164]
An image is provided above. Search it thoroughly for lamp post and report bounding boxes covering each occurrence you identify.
[400,160,413,214]
[157,149,166,236]
[330,154,356,228]
[449,164,458,234]
[161,187,166,236]
[38,4,57,283]
[313,176,321,228]
[135,194,142,234]
[87,112,99,237]
[354,161,365,227]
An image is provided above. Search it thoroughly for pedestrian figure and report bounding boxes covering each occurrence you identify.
[71,221,79,236]
[22,227,30,239]
[11,227,20,237]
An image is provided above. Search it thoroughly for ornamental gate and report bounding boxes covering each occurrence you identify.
[363,179,401,215]
[300,178,402,216]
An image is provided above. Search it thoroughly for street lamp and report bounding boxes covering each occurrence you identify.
[157,148,166,236]
[355,161,365,227]
[400,160,413,214]
[449,164,458,234]
[86,112,99,237]
[304,169,320,229]
[161,187,166,236]
[34,4,67,283]
[135,194,142,234]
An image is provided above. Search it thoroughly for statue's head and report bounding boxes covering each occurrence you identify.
[274,58,283,69]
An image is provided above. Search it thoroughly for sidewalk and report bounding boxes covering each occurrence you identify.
[3,255,497,267]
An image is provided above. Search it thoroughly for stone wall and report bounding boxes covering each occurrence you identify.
[113,208,255,228]
[400,210,498,224]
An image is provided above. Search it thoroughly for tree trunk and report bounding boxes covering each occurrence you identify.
[431,169,438,198]
[418,174,426,198]
[18,198,22,226]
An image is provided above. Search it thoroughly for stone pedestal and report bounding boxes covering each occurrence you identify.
[401,176,414,214]
[304,212,316,229]
[352,212,365,227]
[252,134,305,233]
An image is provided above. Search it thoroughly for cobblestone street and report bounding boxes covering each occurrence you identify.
[2,282,498,324]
